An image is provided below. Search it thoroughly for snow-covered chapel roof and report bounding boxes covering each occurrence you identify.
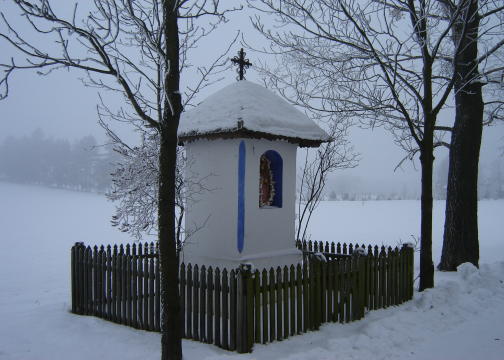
[178,80,330,147]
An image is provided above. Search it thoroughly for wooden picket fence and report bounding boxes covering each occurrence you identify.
[71,242,161,331]
[71,240,414,353]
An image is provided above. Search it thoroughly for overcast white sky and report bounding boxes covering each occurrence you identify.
[0,1,502,195]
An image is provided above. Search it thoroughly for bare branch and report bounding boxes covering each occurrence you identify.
[296,119,359,241]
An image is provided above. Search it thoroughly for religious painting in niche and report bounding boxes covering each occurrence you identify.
[259,156,274,205]
[259,150,283,208]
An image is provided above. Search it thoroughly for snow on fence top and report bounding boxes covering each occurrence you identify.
[178,80,330,147]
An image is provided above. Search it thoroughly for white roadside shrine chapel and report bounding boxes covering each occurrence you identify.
[69,52,415,353]
[178,80,330,270]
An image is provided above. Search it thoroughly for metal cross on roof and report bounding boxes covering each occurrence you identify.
[231,48,252,81]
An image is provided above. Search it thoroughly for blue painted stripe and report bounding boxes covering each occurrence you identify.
[237,141,246,253]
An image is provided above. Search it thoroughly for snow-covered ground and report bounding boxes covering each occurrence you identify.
[0,181,503,360]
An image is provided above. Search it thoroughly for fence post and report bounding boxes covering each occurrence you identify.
[207,267,214,344]
[131,245,138,329]
[353,248,366,320]
[229,269,237,351]
[179,263,186,337]
[200,266,207,342]
[214,267,221,347]
[92,245,98,316]
[276,266,282,341]
[85,246,93,315]
[402,243,415,300]
[155,255,161,331]
[309,254,324,330]
[193,265,200,341]
[237,263,253,353]
[71,243,77,314]
[351,252,358,321]
[222,268,229,350]
[71,242,84,314]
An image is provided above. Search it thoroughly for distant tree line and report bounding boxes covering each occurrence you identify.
[324,155,504,201]
[434,155,504,200]
[0,130,118,192]
[326,191,420,202]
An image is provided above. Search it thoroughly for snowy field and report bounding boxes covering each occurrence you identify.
[0,181,503,360]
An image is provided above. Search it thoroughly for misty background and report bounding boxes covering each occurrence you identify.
[0,1,503,200]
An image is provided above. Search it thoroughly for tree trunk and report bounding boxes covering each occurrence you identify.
[419,39,435,291]
[159,2,183,359]
[419,145,435,291]
[159,125,182,360]
[438,0,482,271]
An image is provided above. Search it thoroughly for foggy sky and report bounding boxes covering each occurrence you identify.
[0,1,502,195]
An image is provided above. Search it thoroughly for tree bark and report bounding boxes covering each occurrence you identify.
[419,39,435,291]
[159,1,183,359]
[438,0,482,271]
[159,124,182,360]
[419,138,435,291]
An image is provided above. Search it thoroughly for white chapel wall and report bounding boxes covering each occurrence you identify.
[242,138,297,256]
[182,138,240,265]
[181,137,301,269]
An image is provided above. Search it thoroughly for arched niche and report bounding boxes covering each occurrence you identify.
[259,150,283,208]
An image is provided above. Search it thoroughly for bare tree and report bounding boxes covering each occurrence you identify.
[248,0,478,290]
[0,1,239,359]
[98,25,236,245]
[296,120,358,242]
[105,127,214,250]
[248,61,359,242]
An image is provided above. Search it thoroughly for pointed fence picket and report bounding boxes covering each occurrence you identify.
[71,240,414,354]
